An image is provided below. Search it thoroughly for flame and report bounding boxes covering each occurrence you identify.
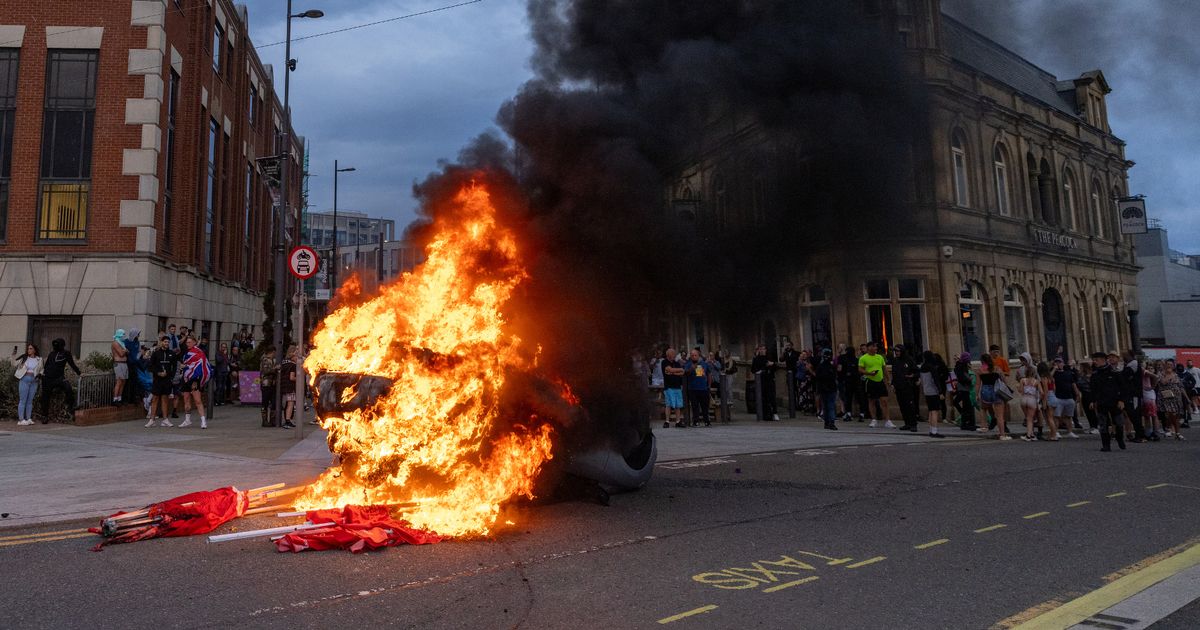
[298,183,555,537]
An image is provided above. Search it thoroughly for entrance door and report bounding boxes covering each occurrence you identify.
[802,305,831,352]
[1042,289,1068,361]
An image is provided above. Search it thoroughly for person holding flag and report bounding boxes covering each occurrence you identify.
[178,335,211,429]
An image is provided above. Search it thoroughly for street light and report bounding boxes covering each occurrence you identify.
[273,1,323,429]
[331,161,356,294]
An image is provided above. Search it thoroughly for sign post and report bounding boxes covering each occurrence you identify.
[288,245,318,437]
[1118,196,1148,235]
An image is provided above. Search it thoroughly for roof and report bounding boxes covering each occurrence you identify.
[940,15,1079,118]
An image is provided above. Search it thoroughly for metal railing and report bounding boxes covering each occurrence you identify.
[76,371,115,409]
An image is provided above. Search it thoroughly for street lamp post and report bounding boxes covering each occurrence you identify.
[331,160,356,294]
[273,2,323,429]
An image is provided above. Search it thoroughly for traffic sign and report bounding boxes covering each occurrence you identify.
[289,245,319,280]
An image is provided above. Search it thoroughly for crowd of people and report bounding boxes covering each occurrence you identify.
[640,340,1200,451]
[9,323,305,430]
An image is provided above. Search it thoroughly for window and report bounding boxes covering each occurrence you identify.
[898,278,923,299]
[865,279,891,300]
[248,84,257,128]
[951,130,969,207]
[867,304,893,352]
[243,164,252,280]
[226,39,234,80]
[1101,296,1119,352]
[28,316,82,359]
[0,48,17,241]
[1062,167,1078,230]
[900,305,925,353]
[958,282,987,359]
[993,143,1011,216]
[1090,180,1105,240]
[212,22,224,74]
[800,286,832,351]
[163,70,179,251]
[1003,286,1027,359]
[38,50,98,241]
[205,118,218,270]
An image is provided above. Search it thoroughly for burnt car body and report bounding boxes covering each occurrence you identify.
[312,372,656,494]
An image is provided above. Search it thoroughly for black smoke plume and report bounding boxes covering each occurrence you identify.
[410,0,927,449]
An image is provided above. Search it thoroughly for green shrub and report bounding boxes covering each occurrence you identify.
[84,351,114,372]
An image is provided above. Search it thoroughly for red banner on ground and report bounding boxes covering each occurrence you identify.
[274,505,442,553]
[89,487,249,551]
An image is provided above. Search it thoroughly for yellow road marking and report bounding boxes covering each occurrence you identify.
[1145,483,1169,490]
[762,576,819,593]
[974,524,1007,534]
[844,556,886,569]
[793,551,852,565]
[1023,512,1050,520]
[1009,543,1200,629]
[0,527,90,542]
[915,539,949,550]
[825,558,852,566]
[0,532,94,548]
[1067,501,1092,508]
[1106,492,1127,498]
[658,605,718,624]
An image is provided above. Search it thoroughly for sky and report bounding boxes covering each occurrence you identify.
[239,0,1199,252]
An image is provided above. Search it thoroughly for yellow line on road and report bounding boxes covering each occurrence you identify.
[844,556,886,569]
[658,605,718,624]
[1106,492,1127,498]
[1067,501,1092,508]
[915,539,949,550]
[0,527,89,542]
[826,558,852,566]
[1009,543,1200,630]
[763,576,820,593]
[0,532,94,548]
[1023,512,1050,520]
[974,524,1007,534]
[1145,483,1169,490]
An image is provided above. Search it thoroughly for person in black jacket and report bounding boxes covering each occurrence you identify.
[751,344,779,421]
[890,345,921,431]
[146,336,180,427]
[815,349,839,429]
[1119,350,1146,443]
[39,338,81,423]
[1090,351,1126,452]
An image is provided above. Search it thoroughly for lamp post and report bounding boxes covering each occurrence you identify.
[331,160,355,294]
[273,3,323,429]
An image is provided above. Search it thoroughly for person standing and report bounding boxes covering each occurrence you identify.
[1050,358,1081,440]
[1077,361,1099,433]
[259,346,279,428]
[1157,360,1187,440]
[1091,351,1126,452]
[683,349,713,427]
[1141,362,1162,441]
[147,336,178,427]
[782,341,800,410]
[976,352,1011,440]
[111,329,129,405]
[751,344,779,421]
[1119,350,1146,443]
[11,344,43,426]
[814,348,839,430]
[952,352,977,431]
[228,344,242,405]
[165,324,181,353]
[859,341,892,428]
[279,344,299,429]
[890,345,920,431]
[918,351,948,437]
[836,344,857,421]
[39,338,81,424]
[178,336,210,429]
[1182,359,1198,428]
[213,342,230,407]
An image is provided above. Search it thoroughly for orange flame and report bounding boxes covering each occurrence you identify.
[298,183,555,537]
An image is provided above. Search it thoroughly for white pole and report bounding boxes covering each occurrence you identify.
[207,522,324,544]
[297,290,306,437]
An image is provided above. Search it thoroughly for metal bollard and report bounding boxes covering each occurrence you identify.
[755,372,764,422]
[786,369,796,418]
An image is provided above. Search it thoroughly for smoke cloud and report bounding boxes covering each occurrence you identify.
[409,0,927,448]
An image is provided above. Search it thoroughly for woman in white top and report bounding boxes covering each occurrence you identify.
[11,343,44,426]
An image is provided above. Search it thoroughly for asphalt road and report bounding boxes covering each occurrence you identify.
[2,432,1198,629]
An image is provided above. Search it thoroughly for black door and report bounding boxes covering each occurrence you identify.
[1042,289,1067,362]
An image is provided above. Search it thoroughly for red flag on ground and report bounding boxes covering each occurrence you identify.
[274,505,442,553]
[89,487,249,551]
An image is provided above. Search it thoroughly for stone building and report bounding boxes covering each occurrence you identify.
[670,0,1139,364]
[1134,226,1200,347]
[0,0,302,357]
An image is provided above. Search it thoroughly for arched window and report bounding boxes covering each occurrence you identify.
[993,143,1011,216]
[951,130,970,207]
[1039,158,1057,224]
[958,282,988,359]
[799,286,831,352]
[712,174,728,230]
[1062,167,1078,230]
[1101,296,1119,352]
[1090,179,1105,239]
[1003,286,1027,359]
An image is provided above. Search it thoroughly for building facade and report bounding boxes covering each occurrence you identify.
[671,0,1139,364]
[1134,226,1200,347]
[303,210,395,249]
[0,0,302,357]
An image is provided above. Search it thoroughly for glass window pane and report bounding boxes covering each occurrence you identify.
[49,111,85,178]
[898,278,921,299]
[960,303,985,358]
[808,286,825,302]
[866,279,890,300]
[868,304,893,351]
[900,304,924,352]
[1005,305,1026,358]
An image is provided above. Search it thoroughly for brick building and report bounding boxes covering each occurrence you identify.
[0,0,302,357]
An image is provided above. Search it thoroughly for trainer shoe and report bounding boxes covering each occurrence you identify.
[662,421,670,429]
[145,418,156,428]
[159,419,173,427]
[884,420,897,429]
[868,419,878,428]
[1089,428,1100,435]
[178,419,192,428]
[998,435,1013,441]
[1067,432,1079,439]
[200,419,207,430]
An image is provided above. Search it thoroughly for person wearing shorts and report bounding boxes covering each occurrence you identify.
[146,336,178,427]
[858,341,893,428]
[1051,358,1080,439]
[976,353,1011,439]
[661,347,685,428]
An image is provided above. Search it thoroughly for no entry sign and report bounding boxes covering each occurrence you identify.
[289,245,319,280]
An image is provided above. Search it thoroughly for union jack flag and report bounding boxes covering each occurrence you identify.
[183,347,211,386]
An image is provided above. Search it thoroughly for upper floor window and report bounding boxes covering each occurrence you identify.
[1062,167,1078,231]
[0,48,18,242]
[1090,180,1105,240]
[213,22,224,74]
[951,129,969,207]
[993,143,1011,217]
[865,279,891,300]
[249,84,257,128]
[38,50,98,241]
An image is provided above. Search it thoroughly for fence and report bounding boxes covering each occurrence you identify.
[76,372,116,410]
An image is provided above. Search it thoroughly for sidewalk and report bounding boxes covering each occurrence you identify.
[0,405,984,529]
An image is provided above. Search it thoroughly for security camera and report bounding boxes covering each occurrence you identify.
[941,245,954,259]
